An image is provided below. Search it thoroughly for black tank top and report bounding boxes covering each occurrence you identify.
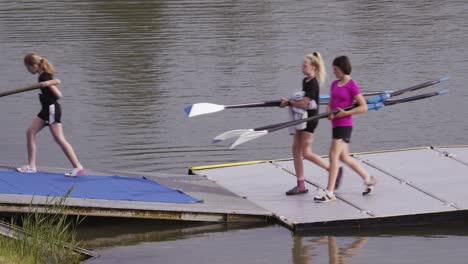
[38,73,59,106]
[302,77,320,118]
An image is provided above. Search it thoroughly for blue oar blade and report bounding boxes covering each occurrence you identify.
[184,105,193,116]
[438,90,449,95]
[319,94,329,101]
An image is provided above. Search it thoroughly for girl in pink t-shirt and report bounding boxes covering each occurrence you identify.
[314,56,376,203]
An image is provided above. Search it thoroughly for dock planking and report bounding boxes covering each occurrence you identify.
[191,146,468,231]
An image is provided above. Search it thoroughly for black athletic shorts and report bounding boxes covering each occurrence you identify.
[37,103,62,126]
[299,120,319,133]
[332,126,352,143]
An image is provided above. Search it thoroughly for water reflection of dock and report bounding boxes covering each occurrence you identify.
[190,146,468,231]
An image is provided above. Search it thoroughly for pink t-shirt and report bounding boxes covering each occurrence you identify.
[330,79,361,128]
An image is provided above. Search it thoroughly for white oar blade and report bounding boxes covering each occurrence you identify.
[184,103,225,117]
[229,130,268,149]
[213,129,253,144]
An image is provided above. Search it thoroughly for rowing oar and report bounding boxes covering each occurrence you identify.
[213,77,449,148]
[220,90,448,149]
[0,79,61,98]
[184,95,329,118]
[213,77,449,144]
[184,91,395,118]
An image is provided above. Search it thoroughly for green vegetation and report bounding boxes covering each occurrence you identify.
[0,188,85,264]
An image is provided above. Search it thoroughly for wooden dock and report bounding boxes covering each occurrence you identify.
[190,146,468,232]
[1,145,467,232]
[0,164,270,223]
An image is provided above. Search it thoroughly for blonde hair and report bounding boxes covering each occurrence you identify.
[305,52,326,85]
[24,52,55,75]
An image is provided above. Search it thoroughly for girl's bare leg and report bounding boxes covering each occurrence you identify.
[24,117,45,169]
[301,131,329,171]
[49,123,82,169]
[292,130,304,181]
[339,143,370,181]
[327,139,346,192]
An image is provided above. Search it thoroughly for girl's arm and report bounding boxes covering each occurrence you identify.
[289,97,311,109]
[327,101,333,120]
[279,97,311,109]
[41,79,60,88]
[335,93,367,118]
[40,79,62,98]
[48,84,63,98]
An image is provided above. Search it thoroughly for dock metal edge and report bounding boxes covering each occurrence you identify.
[0,201,268,223]
[290,210,468,232]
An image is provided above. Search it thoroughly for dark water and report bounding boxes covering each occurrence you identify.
[1,0,468,263]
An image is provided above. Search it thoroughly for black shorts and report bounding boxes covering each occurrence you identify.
[299,120,319,133]
[37,103,61,126]
[332,126,352,143]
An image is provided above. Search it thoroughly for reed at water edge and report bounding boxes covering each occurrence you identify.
[0,187,86,264]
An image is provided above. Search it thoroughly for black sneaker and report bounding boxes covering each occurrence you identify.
[335,166,343,190]
[362,176,377,196]
[285,186,309,195]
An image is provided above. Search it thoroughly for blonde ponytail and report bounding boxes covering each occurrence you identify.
[305,52,326,85]
[24,52,55,75]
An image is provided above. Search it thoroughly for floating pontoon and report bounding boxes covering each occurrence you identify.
[190,145,468,231]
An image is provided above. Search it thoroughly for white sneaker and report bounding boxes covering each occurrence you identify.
[16,165,37,173]
[314,190,336,203]
[65,167,85,177]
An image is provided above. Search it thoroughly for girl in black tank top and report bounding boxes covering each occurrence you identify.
[17,53,85,177]
[279,52,342,195]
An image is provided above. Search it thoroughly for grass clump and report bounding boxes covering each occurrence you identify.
[0,188,85,263]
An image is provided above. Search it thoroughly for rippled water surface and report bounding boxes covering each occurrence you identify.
[1,0,467,263]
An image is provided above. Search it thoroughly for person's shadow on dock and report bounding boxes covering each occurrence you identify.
[292,235,368,264]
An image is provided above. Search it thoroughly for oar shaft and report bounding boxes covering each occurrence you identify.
[225,100,281,109]
[225,95,330,109]
[0,83,44,98]
[267,90,448,133]
[260,79,449,133]
[390,77,448,97]
[257,104,357,132]
[383,91,445,105]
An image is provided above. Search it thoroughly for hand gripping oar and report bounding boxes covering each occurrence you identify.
[0,79,61,98]
[214,77,449,148]
[184,91,396,118]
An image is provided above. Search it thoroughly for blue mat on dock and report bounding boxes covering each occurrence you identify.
[0,171,201,203]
